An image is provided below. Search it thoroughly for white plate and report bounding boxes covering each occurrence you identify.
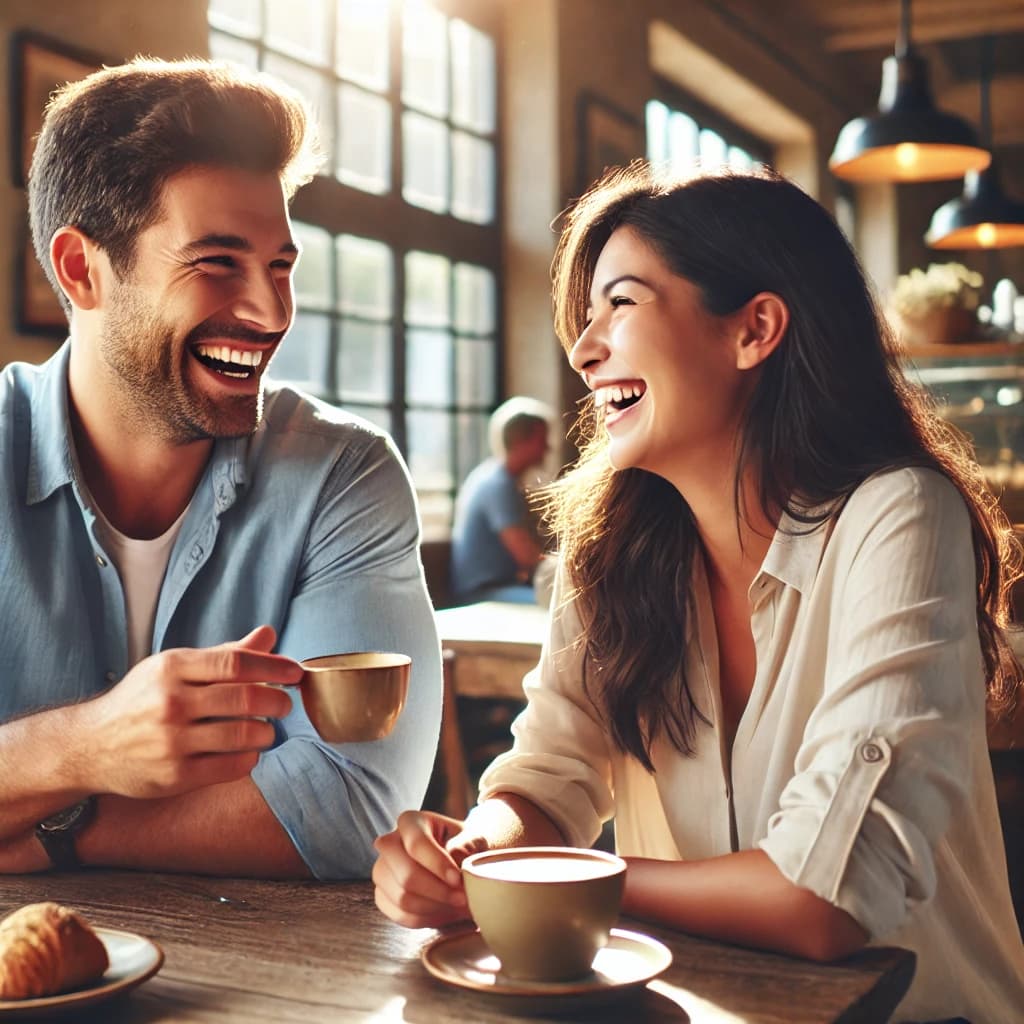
[421,925,672,1005]
[0,926,164,1019]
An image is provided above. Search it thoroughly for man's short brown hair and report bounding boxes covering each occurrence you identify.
[28,56,321,313]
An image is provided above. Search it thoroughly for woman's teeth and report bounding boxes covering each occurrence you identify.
[593,383,646,410]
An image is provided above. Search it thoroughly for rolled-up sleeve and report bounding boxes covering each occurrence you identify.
[758,469,982,939]
[252,433,442,879]
[476,563,615,848]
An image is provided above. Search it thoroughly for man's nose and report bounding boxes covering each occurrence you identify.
[231,272,292,333]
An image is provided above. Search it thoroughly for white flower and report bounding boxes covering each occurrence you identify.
[889,262,984,317]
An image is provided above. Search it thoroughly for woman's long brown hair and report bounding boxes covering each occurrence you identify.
[545,162,1021,772]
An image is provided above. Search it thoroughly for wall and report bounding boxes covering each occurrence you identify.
[0,0,208,368]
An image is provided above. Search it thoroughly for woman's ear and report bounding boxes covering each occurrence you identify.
[735,292,789,370]
[50,227,103,312]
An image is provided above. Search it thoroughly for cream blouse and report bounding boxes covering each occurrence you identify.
[477,467,1024,1023]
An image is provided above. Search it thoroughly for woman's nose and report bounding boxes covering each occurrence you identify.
[569,318,608,375]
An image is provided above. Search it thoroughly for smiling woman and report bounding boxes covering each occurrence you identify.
[373,162,1024,1024]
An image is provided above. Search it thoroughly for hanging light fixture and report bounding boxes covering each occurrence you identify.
[829,0,991,183]
[927,37,1024,249]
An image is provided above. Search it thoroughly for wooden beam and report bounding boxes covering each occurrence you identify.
[826,10,1024,51]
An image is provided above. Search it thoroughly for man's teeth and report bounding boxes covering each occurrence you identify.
[195,344,263,367]
[593,383,644,409]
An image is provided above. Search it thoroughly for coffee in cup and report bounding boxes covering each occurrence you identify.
[461,846,626,982]
[299,652,410,743]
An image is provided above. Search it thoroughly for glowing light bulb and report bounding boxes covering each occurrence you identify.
[976,223,998,247]
[895,143,919,169]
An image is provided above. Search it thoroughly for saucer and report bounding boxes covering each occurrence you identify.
[420,926,672,1005]
[0,927,163,1019]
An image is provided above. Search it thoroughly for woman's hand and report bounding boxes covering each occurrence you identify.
[372,810,490,929]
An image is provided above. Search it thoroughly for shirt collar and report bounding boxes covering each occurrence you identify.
[26,339,249,514]
[27,341,76,505]
[756,504,835,596]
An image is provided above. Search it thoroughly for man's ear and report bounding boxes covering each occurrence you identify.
[734,292,789,370]
[50,227,105,312]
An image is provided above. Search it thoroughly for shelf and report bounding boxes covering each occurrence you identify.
[900,340,1024,360]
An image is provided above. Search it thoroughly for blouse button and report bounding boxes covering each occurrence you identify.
[861,741,884,763]
[95,553,107,567]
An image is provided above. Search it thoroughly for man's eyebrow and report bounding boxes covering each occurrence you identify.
[178,234,300,258]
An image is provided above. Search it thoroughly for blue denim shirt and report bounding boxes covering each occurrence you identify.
[0,343,442,879]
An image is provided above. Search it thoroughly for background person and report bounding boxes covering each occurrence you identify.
[450,396,554,605]
[0,58,441,881]
[373,164,1024,1023]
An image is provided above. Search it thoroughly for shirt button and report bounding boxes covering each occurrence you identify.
[861,741,884,763]
[104,671,117,684]
[95,554,107,567]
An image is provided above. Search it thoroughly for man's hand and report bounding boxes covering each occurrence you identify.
[75,626,300,799]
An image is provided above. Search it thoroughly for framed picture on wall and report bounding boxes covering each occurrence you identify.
[577,92,645,193]
[9,32,101,334]
[9,31,101,187]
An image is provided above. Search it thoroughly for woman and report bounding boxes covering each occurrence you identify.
[373,164,1024,1023]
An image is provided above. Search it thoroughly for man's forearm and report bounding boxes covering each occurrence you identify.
[76,778,310,878]
[0,704,95,839]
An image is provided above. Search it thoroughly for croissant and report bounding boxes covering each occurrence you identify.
[0,902,109,1000]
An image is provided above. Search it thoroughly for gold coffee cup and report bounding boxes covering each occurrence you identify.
[461,847,627,982]
[299,653,411,743]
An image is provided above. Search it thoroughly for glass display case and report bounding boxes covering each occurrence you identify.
[902,341,1024,524]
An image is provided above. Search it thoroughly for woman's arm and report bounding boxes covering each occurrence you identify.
[625,849,868,962]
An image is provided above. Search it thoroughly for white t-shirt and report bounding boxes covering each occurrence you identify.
[479,466,1024,1023]
[91,503,188,668]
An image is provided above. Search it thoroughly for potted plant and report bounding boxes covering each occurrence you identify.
[888,262,984,346]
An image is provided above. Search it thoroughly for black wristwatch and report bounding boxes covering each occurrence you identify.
[35,797,96,870]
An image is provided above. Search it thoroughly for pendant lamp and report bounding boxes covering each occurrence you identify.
[927,37,1024,249]
[829,0,991,183]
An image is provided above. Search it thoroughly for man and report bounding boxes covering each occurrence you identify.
[0,58,441,879]
[450,397,553,604]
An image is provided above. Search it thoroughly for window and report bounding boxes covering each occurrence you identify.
[209,0,501,538]
[645,85,769,176]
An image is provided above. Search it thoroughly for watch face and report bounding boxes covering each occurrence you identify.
[39,800,92,833]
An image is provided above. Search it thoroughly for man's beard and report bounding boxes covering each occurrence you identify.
[100,283,271,446]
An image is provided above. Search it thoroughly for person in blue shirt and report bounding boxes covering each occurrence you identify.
[0,58,441,880]
[450,397,554,604]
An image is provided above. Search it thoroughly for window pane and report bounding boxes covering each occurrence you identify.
[266,0,330,65]
[402,1,448,117]
[455,337,496,406]
[407,329,452,406]
[417,491,454,541]
[402,112,449,213]
[209,0,260,37]
[668,111,699,175]
[271,312,330,393]
[337,319,392,402]
[292,222,332,310]
[354,405,392,434]
[337,84,391,193]
[451,131,494,224]
[407,410,453,490]
[454,263,495,334]
[336,0,390,92]
[263,52,334,165]
[728,145,754,171]
[210,31,259,67]
[405,251,450,327]
[456,411,489,485]
[450,19,495,133]
[699,128,728,171]
[337,234,393,318]
[646,100,669,165]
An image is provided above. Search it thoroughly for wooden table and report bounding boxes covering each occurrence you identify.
[434,601,548,700]
[431,602,549,816]
[0,871,915,1022]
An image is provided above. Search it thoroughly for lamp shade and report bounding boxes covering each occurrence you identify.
[830,51,991,183]
[927,163,1024,249]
